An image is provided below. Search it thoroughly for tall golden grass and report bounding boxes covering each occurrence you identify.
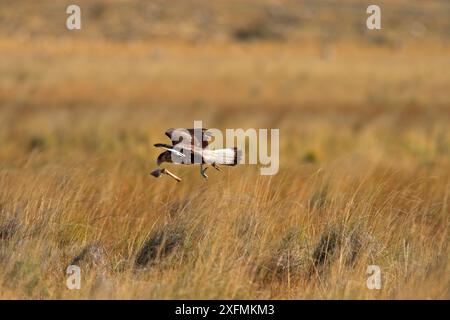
[0,0,448,299]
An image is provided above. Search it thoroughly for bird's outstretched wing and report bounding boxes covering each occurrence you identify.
[165,128,213,148]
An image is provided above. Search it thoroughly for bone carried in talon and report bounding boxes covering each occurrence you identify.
[200,165,208,180]
[152,128,242,181]
[150,168,182,182]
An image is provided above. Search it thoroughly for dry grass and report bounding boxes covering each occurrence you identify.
[0,0,449,299]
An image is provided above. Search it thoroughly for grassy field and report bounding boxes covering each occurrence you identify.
[0,0,449,299]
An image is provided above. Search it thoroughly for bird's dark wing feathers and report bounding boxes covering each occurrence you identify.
[165,128,212,148]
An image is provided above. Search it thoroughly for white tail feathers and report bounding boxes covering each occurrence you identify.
[203,148,242,166]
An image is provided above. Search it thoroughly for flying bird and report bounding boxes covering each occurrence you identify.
[150,128,241,182]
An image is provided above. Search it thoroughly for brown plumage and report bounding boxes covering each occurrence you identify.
[150,128,242,182]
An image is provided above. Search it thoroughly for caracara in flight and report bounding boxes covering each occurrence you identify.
[150,128,241,182]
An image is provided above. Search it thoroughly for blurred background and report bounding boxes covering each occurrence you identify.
[0,0,449,299]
